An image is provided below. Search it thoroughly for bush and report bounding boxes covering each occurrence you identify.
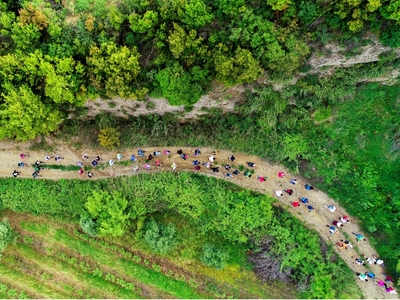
[144,220,178,254]
[0,219,16,252]
[98,128,120,148]
[80,215,98,237]
[201,244,229,270]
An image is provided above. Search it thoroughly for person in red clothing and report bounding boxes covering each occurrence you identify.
[332,220,343,227]
[340,215,350,223]
[285,189,293,195]
[257,176,266,182]
[291,201,300,207]
[383,274,393,283]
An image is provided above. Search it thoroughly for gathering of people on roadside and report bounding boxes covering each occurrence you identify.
[12,148,397,295]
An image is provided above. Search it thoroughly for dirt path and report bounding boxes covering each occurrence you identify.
[0,142,398,299]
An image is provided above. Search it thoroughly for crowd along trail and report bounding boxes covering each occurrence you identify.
[0,142,398,299]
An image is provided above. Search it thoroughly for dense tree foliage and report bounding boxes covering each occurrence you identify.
[86,190,131,237]
[0,0,400,138]
[201,244,229,270]
[144,219,178,254]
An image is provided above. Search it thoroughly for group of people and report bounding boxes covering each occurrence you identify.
[14,153,96,179]
[274,174,316,212]
[12,149,397,295]
[15,154,46,178]
[356,268,396,294]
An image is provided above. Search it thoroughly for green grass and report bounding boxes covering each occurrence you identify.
[313,106,332,122]
[0,263,68,299]
[20,221,50,235]
[53,229,206,298]
[12,242,123,299]
[108,101,117,108]
[31,164,92,171]
[0,282,29,299]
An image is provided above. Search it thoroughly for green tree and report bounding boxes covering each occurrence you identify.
[179,0,213,27]
[0,219,16,253]
[129,10,159,34]
[11,22,40,51]
[267,0,293,11]
[155,63,203,105]
[105,4,126,31]
[80,215,98,237]
[168,23,204,61]
[98,127,120,148]
[380,0,400,21]
[0,84,62,141]
[87,42,143,99]
[144,220,178,254]
[214,46,262,85]
[282,134,309,163]
[201,244,229,269]
[85,190,130,237]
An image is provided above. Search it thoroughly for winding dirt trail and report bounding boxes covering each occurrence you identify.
[0,141,398,299]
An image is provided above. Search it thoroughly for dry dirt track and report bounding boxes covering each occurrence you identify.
[0,141,398,299]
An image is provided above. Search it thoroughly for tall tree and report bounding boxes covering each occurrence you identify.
[86,42,145,99]
[0,84,62,141]
[214,46,263,85]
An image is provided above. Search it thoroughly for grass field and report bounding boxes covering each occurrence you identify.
[0,211,297,299]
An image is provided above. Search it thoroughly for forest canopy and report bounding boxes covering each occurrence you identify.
[0,0,400,139]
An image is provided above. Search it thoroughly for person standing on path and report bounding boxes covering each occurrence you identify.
[300,197,309,204]
[12,170,21,178]
[19,153,29,159]
[171,163,177,170]
[285,189,293,195]
[304,184,314,190]
[352,232,367,241]
[246,162,255,167]
[243,171,252,177]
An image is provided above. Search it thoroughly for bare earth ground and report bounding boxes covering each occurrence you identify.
[84,85,244,119]
[0,140,398,299]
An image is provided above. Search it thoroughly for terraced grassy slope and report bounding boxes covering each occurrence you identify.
[1,212,295,299]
